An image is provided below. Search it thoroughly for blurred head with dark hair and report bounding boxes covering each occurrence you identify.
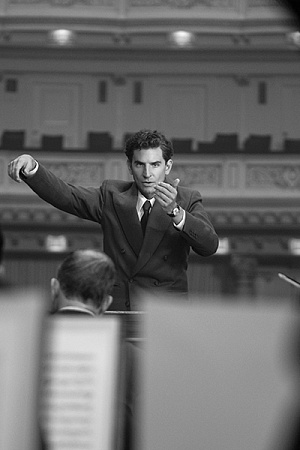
[51,249,116,315]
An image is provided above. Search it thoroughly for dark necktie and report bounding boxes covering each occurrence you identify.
[141,200,151,235]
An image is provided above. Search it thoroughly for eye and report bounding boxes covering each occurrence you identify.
[152,162,160,167]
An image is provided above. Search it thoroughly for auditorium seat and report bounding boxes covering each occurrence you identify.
[213,133,239,152]
[284,138,300,152]
[1,130,25,150]
[41,135,64,151]
[87,132,113,152]
[243,134,271,152]
[171,138,193,153]
[197,141,214,152]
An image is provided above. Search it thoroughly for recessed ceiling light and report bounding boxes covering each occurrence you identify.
[168,30,195,48]
[49,29,75,46]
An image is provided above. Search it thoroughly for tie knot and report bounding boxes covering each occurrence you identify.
[143,200,151,213]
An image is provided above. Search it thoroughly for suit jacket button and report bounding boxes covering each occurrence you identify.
[125,301,130,308]
[154,280,160,286]
[129,278,133,283]
[120,248,126,254]
[163,255,168,261]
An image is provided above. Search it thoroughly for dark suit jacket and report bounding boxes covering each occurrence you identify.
[25,164,219,310]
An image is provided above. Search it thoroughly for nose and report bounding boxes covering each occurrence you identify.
[143,165,151,178]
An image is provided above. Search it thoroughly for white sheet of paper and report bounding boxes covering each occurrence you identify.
[140,296,299,450]
[40,316,121,450]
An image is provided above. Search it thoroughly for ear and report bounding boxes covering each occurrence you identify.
[99,295,113,314]
[50,278,60,299]
[127,160,133,176]
[165,159,173,175]
[50,278,61,313]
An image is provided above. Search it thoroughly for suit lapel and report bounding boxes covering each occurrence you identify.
[132,200,171,275]
[113,184,143,257]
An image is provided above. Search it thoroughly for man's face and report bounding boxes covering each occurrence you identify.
[127,147,173,199]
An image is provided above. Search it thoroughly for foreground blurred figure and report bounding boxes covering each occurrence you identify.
[45,249,142,450]
[50,249,115,316]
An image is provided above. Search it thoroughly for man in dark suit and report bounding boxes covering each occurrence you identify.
[8,129,219,310]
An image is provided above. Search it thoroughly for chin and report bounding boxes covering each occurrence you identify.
[143,189,155,199]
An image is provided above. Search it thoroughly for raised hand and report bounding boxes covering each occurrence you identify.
[154,178,180,213]
[8,154,37,183]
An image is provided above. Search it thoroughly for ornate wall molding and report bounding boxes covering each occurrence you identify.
[42,161,105,186]
[172,163,223,189]
[3,150,300,198]
[246,164,300,190]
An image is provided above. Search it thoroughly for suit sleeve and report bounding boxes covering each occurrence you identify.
[24,163,104,223]
[179,190,219,257]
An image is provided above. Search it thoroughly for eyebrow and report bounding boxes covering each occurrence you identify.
[134,160,161,165]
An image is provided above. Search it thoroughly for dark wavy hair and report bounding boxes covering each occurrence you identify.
[56,249,116,308]
[125,129,174,163]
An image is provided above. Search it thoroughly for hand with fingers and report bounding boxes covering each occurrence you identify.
[154,178,180,214]
[8,154,37,183]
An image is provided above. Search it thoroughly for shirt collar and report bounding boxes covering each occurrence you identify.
[58,306,96,317]
[137,191,155,213]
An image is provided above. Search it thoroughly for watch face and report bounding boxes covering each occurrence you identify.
[167,205,180,217]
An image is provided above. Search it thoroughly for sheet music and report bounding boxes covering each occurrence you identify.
[40,316,121,450]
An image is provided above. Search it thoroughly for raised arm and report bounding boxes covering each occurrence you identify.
[8,154,37,183]
[8,156,103,223]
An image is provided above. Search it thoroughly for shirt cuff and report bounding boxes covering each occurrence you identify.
[22,161,39,178]
[173,209,186,230]
[30,161,39,175]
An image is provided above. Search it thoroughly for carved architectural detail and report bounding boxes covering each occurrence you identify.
[246,164,300,190]
[130,0,236,8]
[209,209,300,228]
[42,161,105,186]
[172,163,222,188]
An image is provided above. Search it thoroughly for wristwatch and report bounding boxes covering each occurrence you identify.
[167,204,181,217]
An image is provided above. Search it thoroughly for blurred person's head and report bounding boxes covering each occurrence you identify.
[51,249,116,315]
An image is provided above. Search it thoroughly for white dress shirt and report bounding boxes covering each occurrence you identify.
[136,191,185,230]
